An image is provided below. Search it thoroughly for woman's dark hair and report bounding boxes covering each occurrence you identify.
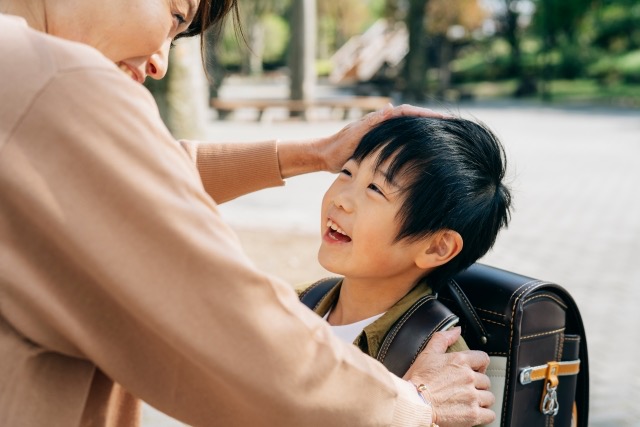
[352,116,512,290]
[176,0,239,40]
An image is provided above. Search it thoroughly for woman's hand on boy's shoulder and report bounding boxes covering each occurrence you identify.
[404,327,496,427]
[315,105,450,173]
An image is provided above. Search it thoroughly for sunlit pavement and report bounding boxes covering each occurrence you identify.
[144,91,640,426]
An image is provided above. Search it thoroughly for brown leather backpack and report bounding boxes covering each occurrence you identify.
[300,263,589,427]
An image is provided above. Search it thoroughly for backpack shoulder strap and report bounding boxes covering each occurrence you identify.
[299,277,342,311]
[377,295,459,377]
[300,278,459,378]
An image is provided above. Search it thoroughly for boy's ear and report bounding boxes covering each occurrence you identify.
[415,230,463,270]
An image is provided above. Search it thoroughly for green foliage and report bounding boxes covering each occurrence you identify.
[451,39,514,82]
[262,13,290,65]
[316,59,333,77]
[584,1,640,52]
[456,78,640,105]
[368,0,387,19]
[317,0,376,55]
[218,22,243,70]
[588,49,640,83]
[532,0,596,43]
[210,0,640,105]
[546,79,640,105]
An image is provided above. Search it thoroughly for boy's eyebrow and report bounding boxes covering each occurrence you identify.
[375,168,400,190]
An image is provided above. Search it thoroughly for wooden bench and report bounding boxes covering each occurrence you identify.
[210,96,392,121]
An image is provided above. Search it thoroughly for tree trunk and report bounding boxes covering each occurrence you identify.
[437,36,452,99]
[166,36,209,139]
[289,0,317,118]
[504,5,521,78]
[204,28,227,100]
[402,0,428,102]
[249,20,265,76]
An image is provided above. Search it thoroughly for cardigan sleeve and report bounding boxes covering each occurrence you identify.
[178,139,285,204]
[0,62,432,427]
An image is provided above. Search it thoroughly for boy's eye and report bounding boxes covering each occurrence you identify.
[368,183,385,196]
[340,168,352,177]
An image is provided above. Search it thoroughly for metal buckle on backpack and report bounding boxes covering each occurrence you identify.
[520,367,534,384]
[519,360,580,385]
[518,360,580,417]
[541,381,560,416]
[540,361,560,416]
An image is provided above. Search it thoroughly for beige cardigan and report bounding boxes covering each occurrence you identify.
[0,14,432,427]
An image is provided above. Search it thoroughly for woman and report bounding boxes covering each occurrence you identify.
[0,1,496,426]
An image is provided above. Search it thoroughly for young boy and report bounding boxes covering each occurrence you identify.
[299,115,512,357]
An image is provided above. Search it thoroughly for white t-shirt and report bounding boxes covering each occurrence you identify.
[324,310,386,344]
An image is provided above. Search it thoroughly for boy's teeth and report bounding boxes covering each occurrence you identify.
[327,219,347,236]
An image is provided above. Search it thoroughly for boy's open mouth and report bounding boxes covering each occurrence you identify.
[326,219,352,243]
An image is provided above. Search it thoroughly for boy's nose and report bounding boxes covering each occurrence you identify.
[332,190,354,213]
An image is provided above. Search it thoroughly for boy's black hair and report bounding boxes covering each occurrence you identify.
[352,116,512,290]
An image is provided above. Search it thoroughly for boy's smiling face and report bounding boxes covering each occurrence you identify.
[318,153,431,286]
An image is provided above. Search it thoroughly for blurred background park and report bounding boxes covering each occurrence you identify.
[147,0,640,133]
[142,0,639,426]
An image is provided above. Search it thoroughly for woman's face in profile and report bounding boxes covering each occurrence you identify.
[56,0,199,82]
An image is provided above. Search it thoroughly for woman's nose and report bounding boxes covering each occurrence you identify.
[146,40,171,80]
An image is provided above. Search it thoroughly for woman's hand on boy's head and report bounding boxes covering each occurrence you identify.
[315,104,450,173]
[403,327,496,427]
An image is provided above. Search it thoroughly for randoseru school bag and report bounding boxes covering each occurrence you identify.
[299,263,589,427]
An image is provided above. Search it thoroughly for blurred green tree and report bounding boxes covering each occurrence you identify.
[532,0,597,97]
[427,0,486,97]
[402,0,430,101]
[317,0,375,59]
[237,0,291,75]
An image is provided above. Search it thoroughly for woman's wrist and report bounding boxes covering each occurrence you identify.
[276,137,327,178]
[408,380,439,426]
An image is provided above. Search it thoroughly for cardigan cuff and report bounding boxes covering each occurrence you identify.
[389,375,434,426]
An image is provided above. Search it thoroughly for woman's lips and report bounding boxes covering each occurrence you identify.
[117,62,144,83]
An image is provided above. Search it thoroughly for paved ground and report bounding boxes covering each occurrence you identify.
[144,86,640,426]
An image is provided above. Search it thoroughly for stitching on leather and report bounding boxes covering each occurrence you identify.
[513,280,543,300]
[549,331,562,427]
[524,293,567,310]
[313,278,341,311]
[439,295,505,319]
[474,306,506,318]
[300,277,341,311]
[503,279,542,423]
[409,315,458,365]
[449,279,487,336]
[377,296,434,362]
[377,297,429,362]
[521,327,565,340]
[297,282,319,300]
[505,280,560,427]
[482,318,507,327]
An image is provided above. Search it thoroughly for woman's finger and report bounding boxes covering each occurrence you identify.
[385,104,451,119]
[475,371,492,391]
